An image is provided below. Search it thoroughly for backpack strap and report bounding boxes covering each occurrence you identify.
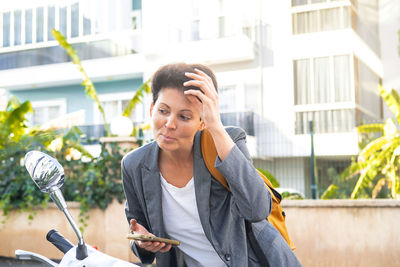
[200,128,275,198]
[200,128,296,251]
[200,128,230,191]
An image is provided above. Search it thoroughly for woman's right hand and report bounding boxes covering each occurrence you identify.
[130,219,172,253]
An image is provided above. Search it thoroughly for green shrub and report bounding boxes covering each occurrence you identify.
[0,98,127,230]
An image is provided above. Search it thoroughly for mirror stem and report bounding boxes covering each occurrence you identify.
[49,188,67,211]
[49,188,88,259]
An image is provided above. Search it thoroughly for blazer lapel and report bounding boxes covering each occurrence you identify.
[193,131,213,241]
[141,142,166,237]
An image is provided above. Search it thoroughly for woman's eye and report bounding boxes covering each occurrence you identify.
[180,115,191,121]
[158,108,168,114]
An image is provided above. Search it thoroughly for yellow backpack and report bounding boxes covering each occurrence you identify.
[201,129,296,250]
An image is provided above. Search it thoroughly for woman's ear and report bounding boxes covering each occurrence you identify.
[150,102,154,117]
[198,120,205,131]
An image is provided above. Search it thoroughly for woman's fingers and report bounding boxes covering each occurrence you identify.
[183,80,206,91]
[138,240,171,253]
[130,219,171,253]
[184,71,203,81]
[193,68,213,83]
[160,244,172,253]
[130,219,147,234]
[184,89,207,103]
[130,219,138,232]
[184,70,216,96]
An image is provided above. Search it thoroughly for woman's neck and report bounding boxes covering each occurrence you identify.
[158,147,194,188]
[159,147,193,167]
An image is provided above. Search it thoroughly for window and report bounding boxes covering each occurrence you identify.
[94,0,108,34]
[334,55,351,102]
[80,0,92,36]
[47,6,55,41]
[94,92,144,125]
[218,0,226,38]
[294,55,353,134]
[294,59,311,105]
[107,1,117,32]
[25,9,33,44]
[83,16,91,35]
[29,99,67,127]
[294,55,351,105]
[292,0,348,6]
[14,10,22,45]
[59,6,67,37]
[191,20,200,41]
[292,0,307,6]
[3,12,11,47]
[71,3,80,38]
[244,83,261,113]
[36,7,44,42]
[219,85,236,112]
[292,6,351,34]
[314,57,331,104]
[218,16,226,38]
[295,109,355,134]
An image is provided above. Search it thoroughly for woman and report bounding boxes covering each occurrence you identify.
[122,63,301,266]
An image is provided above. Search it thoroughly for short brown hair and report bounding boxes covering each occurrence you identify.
[151,63,218,103]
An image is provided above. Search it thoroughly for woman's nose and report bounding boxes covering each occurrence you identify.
[165,116,176,129]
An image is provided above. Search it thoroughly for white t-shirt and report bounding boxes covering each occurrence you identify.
[160,173,225,267]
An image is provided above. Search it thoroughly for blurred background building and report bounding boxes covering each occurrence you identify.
[1,0,399,197]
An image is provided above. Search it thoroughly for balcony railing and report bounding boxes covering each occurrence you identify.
[0,34,140,71]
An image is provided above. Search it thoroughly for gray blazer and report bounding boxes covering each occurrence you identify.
[122,127,301,267]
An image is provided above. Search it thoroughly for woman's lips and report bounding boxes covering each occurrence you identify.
[161,134,176,142]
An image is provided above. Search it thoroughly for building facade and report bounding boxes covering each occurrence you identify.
[1,0,398,197]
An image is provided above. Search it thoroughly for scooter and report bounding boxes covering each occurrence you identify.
[15,150,139,267]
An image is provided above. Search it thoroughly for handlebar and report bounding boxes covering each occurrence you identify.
[46,229,74,254]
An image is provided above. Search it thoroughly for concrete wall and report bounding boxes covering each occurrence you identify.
[1,199,400,266]
[283,199,400,267]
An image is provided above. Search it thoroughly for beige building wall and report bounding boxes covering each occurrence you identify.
[284,199,400,267]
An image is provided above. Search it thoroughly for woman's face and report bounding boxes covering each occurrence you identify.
[151,87,204,153]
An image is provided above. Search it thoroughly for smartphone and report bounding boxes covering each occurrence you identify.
[127,233,180,246]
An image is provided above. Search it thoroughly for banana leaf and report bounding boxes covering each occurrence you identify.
[52,29,110,136]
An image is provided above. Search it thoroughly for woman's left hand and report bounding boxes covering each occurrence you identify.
[183,69,223,131]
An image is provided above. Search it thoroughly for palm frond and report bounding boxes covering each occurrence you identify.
[122,79,151,117]
[390,141,400,164]
[389,168,397,198]
[353,139,400,198]
[351,166,371,198]
[372,178,388,198]
[52,29,110,136]
[384,118,398,137]
[321,184,339,199]
[357,124,385,134]
[379,85,400,123]
[340,160,366,181]
[358,136,390,162]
